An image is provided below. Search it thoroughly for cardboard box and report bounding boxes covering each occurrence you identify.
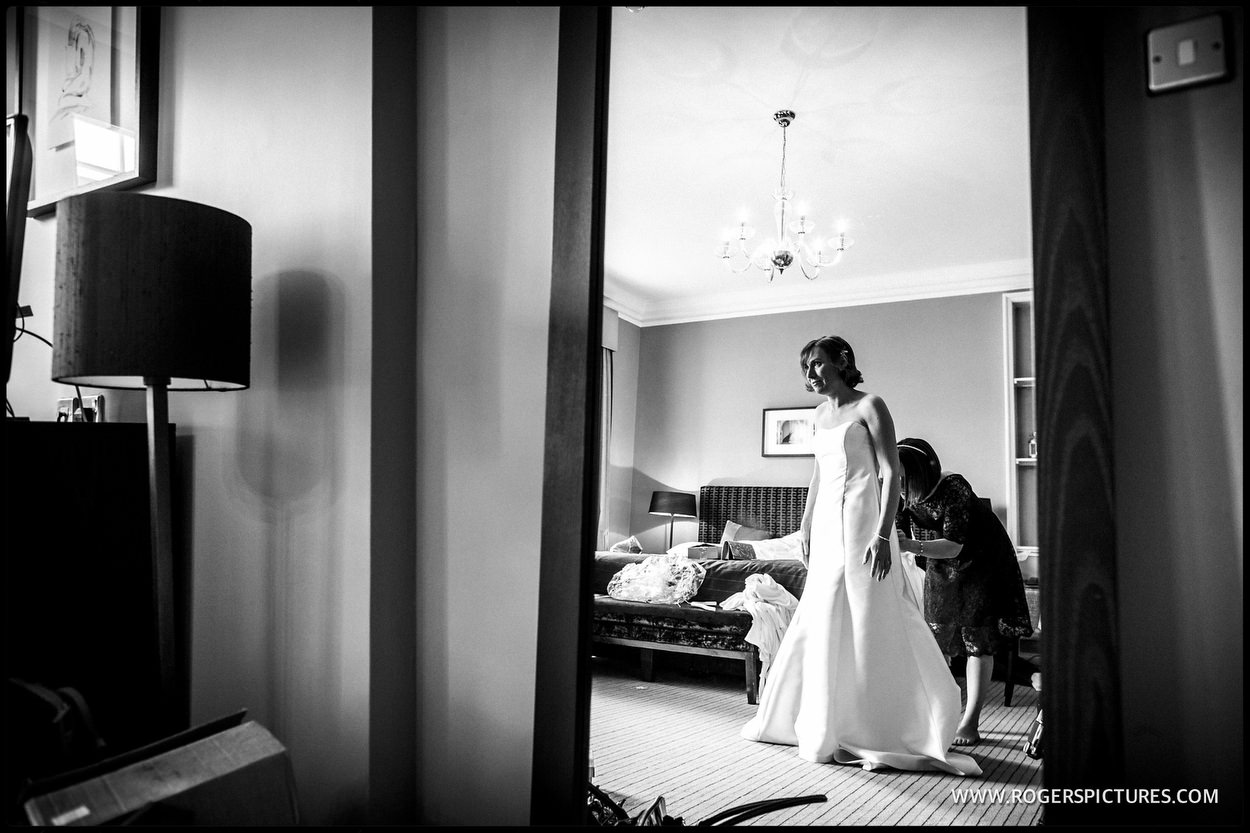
[24,719,298,826]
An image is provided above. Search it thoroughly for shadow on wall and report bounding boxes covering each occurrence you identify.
[221,269,357,820]
[235,270,344,522]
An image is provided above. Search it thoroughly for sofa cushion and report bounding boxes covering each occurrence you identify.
[609,535,643,553]
[720,521,774,544]
[730,531,806,561]
[690,559,807,603]
[593,552,649,595]
[721,540,758,560]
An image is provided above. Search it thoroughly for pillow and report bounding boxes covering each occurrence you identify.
[749,530,806,561]
[592,552,649,595]
[609,535,643,554]
[719,521,774,544]
[606,554,707,604]
[721,540,759,561]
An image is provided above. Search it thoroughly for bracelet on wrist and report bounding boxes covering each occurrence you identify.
[877,534,890,544]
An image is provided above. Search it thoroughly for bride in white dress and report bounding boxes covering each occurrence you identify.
[741,336,980,777]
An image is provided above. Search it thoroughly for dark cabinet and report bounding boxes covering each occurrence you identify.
[3,421,188,773]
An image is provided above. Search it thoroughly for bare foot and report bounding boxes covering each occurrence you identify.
[953,725,981,746]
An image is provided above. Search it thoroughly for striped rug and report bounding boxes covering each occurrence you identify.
[590,656,1043,826]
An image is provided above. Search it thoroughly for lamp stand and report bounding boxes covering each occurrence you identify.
[145,377,180,732]
[666,515,675,551]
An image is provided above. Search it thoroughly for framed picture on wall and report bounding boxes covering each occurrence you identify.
[16,6,160,217]
[762,407,818,457]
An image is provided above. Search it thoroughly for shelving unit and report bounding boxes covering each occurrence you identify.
[1003,291,1038,562]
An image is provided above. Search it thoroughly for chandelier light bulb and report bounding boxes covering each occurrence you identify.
[718,110,855,282]
[789,216,816,236]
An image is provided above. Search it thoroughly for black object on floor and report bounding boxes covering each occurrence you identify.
[588,782,826,826]
[696,794,828,826]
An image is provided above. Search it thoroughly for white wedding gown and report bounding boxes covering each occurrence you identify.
[741,421,981,776]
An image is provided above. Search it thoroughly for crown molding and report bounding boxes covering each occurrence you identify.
[602,286,647,327]
[604,259,1033,328]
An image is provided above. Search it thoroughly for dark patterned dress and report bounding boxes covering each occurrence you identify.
[898,474,1034,657]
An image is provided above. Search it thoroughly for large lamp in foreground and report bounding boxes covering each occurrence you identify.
[52,192,252,731]
[648,490,697,551]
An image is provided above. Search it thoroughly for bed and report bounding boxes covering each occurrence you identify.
[591,485,809,703]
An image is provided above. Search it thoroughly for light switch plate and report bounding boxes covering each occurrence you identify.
[1147,14,1229,94]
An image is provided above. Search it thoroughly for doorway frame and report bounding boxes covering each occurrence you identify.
[530,6,612,826]
[532,7,1123,825]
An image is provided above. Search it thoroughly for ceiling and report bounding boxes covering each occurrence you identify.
[603,6,1033,327]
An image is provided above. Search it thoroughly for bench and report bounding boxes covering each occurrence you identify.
[592,595,762,703]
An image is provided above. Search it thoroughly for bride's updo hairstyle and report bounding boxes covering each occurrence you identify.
[800,335,864,390]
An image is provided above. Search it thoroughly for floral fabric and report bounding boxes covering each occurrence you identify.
[899,473,1034,657]
[606,554,706,604]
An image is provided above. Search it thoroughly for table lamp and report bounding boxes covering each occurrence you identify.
[649,490,697,551]
[52,192,252,731]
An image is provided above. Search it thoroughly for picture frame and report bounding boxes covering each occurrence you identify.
[762,407,818,457]
[16,6,160,217]
[6,8,22,120]
[7,113,35,379]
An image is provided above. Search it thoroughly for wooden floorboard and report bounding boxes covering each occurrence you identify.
[590,655,1043,826]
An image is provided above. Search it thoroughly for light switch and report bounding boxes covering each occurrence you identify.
[1177,39,1196,66]
[1147,14,1229,93]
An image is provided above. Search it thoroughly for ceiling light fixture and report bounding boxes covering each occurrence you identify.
[718,110,853,282]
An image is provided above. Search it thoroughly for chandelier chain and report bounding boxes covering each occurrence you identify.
[779,124,787,194]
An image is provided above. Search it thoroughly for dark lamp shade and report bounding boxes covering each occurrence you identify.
[648,490,697,518]
[52,192,252,390]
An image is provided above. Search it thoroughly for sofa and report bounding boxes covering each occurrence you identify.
[591,485,809,704]
[591,554,806,703]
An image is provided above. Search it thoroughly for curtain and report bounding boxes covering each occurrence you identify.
[597,347,613,550]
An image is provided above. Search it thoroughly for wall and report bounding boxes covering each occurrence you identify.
[625,294,1012,552]
[8,7,374,825]
[1103,6,1242,820]
[11,7,561,825]
[605,317,641,548]
[414,7,559,825]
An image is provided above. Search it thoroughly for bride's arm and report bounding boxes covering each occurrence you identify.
[861,394,900,581]
[800,461,819,567]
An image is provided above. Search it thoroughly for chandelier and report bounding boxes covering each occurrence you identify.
[717,110,853,282]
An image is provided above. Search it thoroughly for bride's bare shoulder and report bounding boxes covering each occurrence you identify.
[855,390,890,416]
